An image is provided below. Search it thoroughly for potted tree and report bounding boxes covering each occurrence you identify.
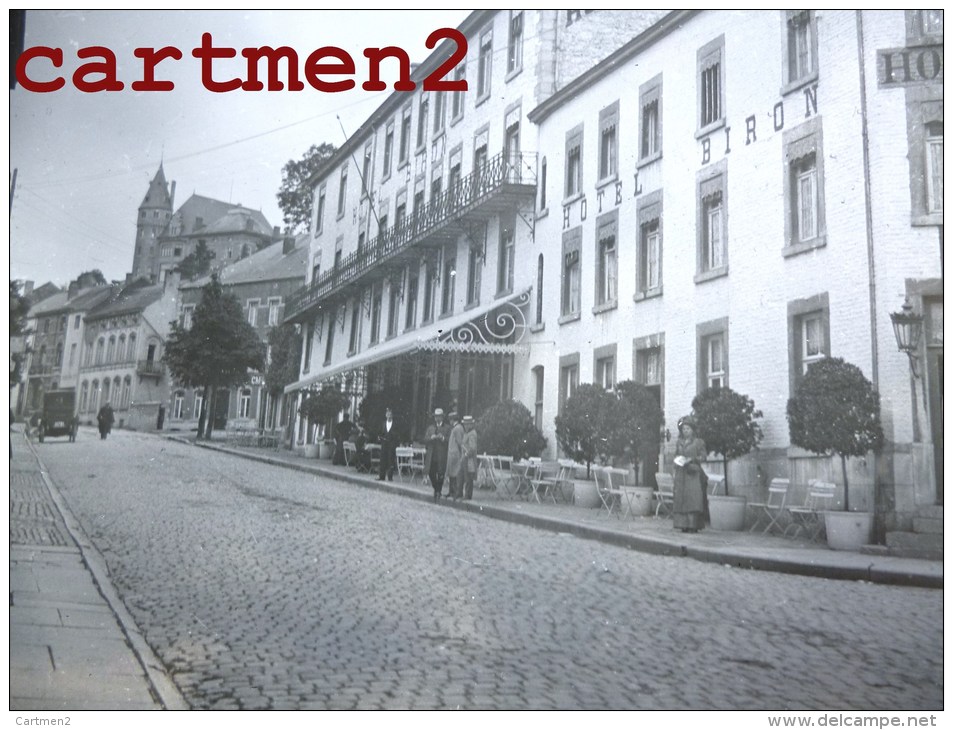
[300,386,349,458]
[691,387,764,530]
[787,357,884,549]
[555,384,613,508]
[476,400,547,462]
[605,381,664,516]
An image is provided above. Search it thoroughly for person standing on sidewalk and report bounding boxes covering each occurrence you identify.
[97,402,115,440]
[424,408,451,502]
[461,415,478,500]
[377,407,400,482]
[672,415,708,533]
[445,412,464,500]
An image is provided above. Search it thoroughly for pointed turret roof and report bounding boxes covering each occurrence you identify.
[139,164,173,211]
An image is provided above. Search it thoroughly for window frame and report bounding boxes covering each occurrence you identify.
[497,216,515,297]
[787,293,830,394]
[635,190,663,300]
[638,74,663,165]
[315,185,326,236]
[336,165,348,219]
[782,10,819,94]
[695,161,728,282]
[598,101,619,184]
[477,26,493,103]
[594,210,618,311]
[558,353,580,415]
[696,318,729,393]
[560,227,582,322]
[696,35,726,137]
[398,106,412,168]
[506,10,524,79]
[382,121,394,181]
[782,117,827,256]
[593,343,617,391]
[564,124,584,201]
[440,244,456,316]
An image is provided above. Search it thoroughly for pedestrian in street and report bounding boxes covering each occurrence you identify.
[445,412,464,500]
[672,415,709,533]
[333,411,355,466]
[424,408,451,502]
[461,415,478,500]
[97,402,115,440]
[377,407,400,481]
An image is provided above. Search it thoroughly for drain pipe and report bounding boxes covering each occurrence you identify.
[855,10,884,542]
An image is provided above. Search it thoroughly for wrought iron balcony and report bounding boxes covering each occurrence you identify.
[136,359,165,378]
[285,150,536,323]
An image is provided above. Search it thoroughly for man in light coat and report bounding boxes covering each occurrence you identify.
[461,415,478,500]
[445,412,464,500]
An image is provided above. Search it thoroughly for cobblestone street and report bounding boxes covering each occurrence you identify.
[33,428,943,710]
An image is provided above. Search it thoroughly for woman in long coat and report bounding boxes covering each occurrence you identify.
[672,415,708,532]
[445,413,465,500]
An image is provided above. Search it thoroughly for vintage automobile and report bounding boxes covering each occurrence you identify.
[38,389,79,443]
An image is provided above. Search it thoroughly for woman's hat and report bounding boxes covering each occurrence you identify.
[462,415,474,424]
[678,415,696,430]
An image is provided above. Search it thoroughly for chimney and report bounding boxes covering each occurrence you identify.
[282,236,296,255]
[170,180,176,209]
[273,225,281,239]
[22,280,33,298]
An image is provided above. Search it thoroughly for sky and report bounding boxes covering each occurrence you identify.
[8,9,472,289]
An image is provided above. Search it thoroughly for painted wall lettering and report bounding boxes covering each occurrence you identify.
[878,46,943,87]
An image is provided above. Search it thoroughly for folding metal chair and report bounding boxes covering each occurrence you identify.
[395,446,416,482]
[343,440,357,467]
[654,472,675,517]
[593,466,624,517]
[748,478,791,534]
[785,479,836,541]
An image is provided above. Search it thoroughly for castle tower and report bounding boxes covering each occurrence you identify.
[132,164,174,281]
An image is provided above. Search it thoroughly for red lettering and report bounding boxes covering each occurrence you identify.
[192,32,241,92]
[73,46,123,92]
[241,46,304,91]
[16,46,65,92]
[422,28,467,91]
[131,46,182,91]
[363,47,415,92]
[304,47,355,93]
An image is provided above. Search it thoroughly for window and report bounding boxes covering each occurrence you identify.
[697,319,729,392]
[788,293,830,392]
[697,164,727,279]
[594,345,617,390]
[55,343,63,367]
[477,27,493,100]
[303,321,313,372]
[505,120,521,182]
[120,377,131,409]
[268,298,282,326]
[451,59,466,122]
[533,366,544,427]
[383,122,394,179]
[126,333,136,361]
[422,262,435,323]
[697,36,725,131]
[69,343,76,367]
[387,279,400,338]
[639,75,662,162]
[361,143,373,197]
[539,157,548,211]
[239,389,252,419]
[598,102,619,182]
[101,378,111,405]
[558,355,579,413]
[497,219,515,294]
[80,381,89,412]
[637,190,663,298]
[405,269,419,329]
[926,121,943,214]
[194,391,204,419]
[565,125,583,198]
[561,228,582,319]
[507,11,524,75]
[433,92,445,136]
[595,212,618,308]
[348,300,361,354]
[634,335,664,410]
[783,119,826,253]
[337,166,348,217]
[431,176,442,203]
[174,246,182,257]
[416,96,429,151]
[315,186,326,235]
[441,246,456,315]
[784,10,817,88]
[173,391,185,419]
[247,299,260,327]
[473,140,489,192]
[399,107,412,165]
[74,314,81,329]
[369,284,382,344]
[324,309,336,364]
[466,244,481,306]
[535,254,544,326]
[95,337,105,365]
[118,334,126,361]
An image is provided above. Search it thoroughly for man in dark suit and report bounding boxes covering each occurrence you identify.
[377,407,399,481]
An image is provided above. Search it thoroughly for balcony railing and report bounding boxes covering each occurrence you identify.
[285,150,536,322]
[137,359,165,378]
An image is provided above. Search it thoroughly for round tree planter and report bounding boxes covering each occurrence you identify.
[304,443,320,459]
[824,511,873,550]
[708,495,747,531]
[572,480,602,509]
[622,486,655,517]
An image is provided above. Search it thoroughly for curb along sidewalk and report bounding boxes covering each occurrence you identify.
[175,434,942,590]
[10,427,189,711]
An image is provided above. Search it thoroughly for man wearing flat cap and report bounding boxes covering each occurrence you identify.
[424,408,452,502]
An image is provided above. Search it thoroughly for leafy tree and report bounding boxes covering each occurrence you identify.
[77,269,107,286]
[264,324,302,398]
[787,357,884,511]
[10,280,31,388]
[277,142,336,233]
[164,275,266,439]
[554,383,614,478]
[691,386,764,495]
[476,400,547,462]
[605,381,664,481]
[175,241,216,281]
[300,386,349,439]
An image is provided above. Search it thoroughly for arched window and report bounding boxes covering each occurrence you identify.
[118,334,126,362]
[106,336,116,363]
[113,377,121,405]
[38,345,47,370]
[127,333,137,361]
[101,378,111,405]
[55,343,63,367]
[91,380,100,412]
[83,341,93,367]
[239,388,252,419]
[79,381,89,412]
[95,337,105,365]
[121,376,132,409]
[173,391,185,419]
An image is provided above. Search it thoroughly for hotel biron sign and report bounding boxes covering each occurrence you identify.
[878,45,943,87]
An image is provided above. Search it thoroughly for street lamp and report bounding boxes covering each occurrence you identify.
[889,298,924,378]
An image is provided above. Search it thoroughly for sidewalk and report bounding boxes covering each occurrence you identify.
[180,433,943,590]
[9,427,188,710]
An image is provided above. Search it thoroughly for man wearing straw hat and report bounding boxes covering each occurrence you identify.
[424,408,451,503]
